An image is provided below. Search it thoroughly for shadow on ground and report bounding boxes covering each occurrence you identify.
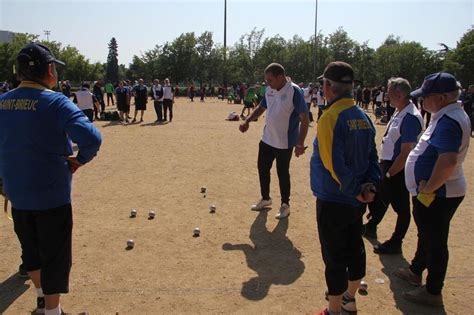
[365,236,447,315]
[223,209,305,300]
[0,272,30,313]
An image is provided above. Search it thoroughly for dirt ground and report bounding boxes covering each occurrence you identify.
[0,96,472,314]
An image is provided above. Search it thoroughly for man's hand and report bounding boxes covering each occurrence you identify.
[66,156,83,174]
[239,121,250,133]
[356,182,376,203]
[294,145,307,157]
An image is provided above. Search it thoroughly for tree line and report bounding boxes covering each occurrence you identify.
[1,26,472,89]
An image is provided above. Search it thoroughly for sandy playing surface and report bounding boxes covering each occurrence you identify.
[1,97,472,314]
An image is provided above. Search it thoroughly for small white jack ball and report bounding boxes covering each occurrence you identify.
[149,211,155,219]
[193,227,201,237]
[130,209,137,217]
[127,239,134,248]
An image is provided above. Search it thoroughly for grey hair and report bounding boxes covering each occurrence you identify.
[446,82,462,103]
[387,77,411,99]
[325,78,353,97]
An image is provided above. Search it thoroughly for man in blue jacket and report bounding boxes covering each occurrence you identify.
[311,62,380,315]
[0,43,102,315]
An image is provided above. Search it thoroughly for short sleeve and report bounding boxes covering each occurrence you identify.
[400,113,422,143]
[260,95,267,108]
[428,115,462,154]
[292,86,308,114]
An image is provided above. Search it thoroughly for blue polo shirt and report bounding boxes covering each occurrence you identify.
[0,81,102,210]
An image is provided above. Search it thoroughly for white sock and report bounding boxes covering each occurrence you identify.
[45,304,61,315]
[36,288,44,298]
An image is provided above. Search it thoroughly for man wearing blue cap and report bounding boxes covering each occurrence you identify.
[395,72,470,307]
[0,42,102,315]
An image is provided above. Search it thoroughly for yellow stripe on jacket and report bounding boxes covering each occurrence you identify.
[317,98,356,186]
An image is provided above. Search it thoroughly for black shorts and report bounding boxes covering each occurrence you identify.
[316,199,366,295]
[12,204,73,295]
[117,101,130,113]
[135,101,147,111]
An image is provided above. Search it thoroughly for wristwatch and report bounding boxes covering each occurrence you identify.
[385,171,391,179]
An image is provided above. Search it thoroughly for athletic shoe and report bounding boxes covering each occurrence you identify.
[341,293,357,313]
[251,198,272,211]
[394,267,422,286]
[403,285,443,306]
[132,118,136,123]
[275,203,290,219]
[362,223,377,239]
[18,264,29,278]
[35,296,45,314]
[373,239,402,255]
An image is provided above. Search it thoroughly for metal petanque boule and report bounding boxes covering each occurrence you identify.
[126,239,134,249]
[200,186,206,193]
[149,210,155,219]
[130,209,137,218]
[209,204,216,213]
[358,280,368,295]
[193,227,201,237]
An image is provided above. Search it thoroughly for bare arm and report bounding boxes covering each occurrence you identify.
[420,152,458,193]
[294,112,310,157]
[387,142,415,176]
[239,105,266,133]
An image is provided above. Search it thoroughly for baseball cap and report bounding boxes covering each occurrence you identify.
[17,42,65,68]
[318,61,354,84]
[410,72,458,98]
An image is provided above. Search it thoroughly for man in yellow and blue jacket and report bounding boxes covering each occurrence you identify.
[311,61,380,315]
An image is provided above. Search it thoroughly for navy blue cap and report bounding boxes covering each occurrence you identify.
[17,42,65,67]
[410,72,458,98]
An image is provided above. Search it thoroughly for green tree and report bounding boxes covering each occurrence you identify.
[444,26,474,86]
[0,33,39,82]
[106,37,119,82]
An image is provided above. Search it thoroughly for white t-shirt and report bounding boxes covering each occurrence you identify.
[74,89,94,110]
[303,87,312,103]
[163,85,173,100]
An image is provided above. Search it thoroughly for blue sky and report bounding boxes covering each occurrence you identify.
[1,0,472,65]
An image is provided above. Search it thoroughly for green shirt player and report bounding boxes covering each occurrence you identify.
[105,82,115,106]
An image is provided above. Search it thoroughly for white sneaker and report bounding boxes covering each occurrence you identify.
[275,203,290,219]
[251,198,272,211]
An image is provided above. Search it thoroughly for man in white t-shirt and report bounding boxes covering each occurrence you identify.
[239,63,309,219]
[162,78,174,122]
[73,83,99,122]
[303,83,314,123]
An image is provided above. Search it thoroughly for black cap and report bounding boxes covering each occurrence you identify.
[17,42,65,68]
[318,61,354,84]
